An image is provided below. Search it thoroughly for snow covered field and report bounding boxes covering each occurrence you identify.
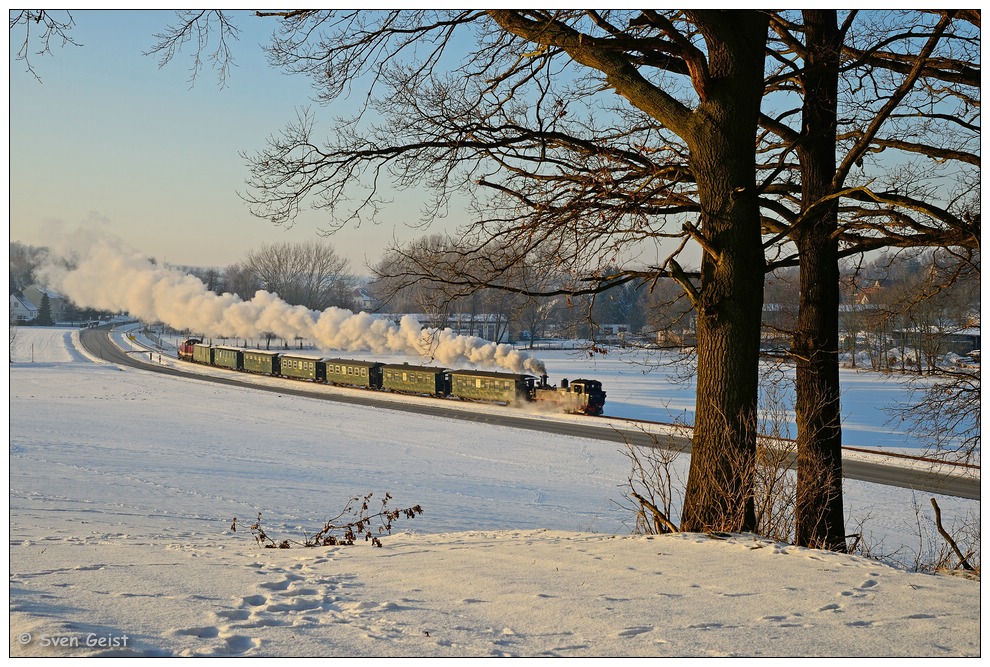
[8,327,981,657]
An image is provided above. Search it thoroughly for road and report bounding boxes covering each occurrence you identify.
[81,327,980,501]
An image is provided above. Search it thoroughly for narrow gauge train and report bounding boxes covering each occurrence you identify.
[177,339,607,415]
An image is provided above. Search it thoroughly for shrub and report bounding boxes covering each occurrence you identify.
[232,492,423,549]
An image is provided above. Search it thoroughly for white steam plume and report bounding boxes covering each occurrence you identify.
[41,230,547,376]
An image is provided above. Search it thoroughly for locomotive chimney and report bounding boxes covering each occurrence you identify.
[540,374,549,388]
[561,378,569,389]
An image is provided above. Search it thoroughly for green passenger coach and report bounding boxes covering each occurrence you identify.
[449,370,536,404]
[243,350,280,375]
[278,354,324,381]
[192,343,214,365]
[212,346,243,370]
[381,364,450,396]
[324,358,384,388]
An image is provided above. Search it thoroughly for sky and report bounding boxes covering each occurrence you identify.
[9,9,438,272]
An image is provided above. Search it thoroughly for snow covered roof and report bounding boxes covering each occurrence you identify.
[9,294,38,314]
[26,285,64,299]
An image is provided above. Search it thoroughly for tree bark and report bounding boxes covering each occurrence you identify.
[679,13,768,533]
[792,10,846,550]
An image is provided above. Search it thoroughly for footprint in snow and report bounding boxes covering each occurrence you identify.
[241,594,267,607]
[173,625,220,639]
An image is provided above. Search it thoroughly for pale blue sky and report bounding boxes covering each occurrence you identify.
[9,10,436,271]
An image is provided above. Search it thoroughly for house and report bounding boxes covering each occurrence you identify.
[9,294,38,323]
[351,287,375,311]
[852,279,884,306]
[23,286,67,322]
[596,323,631,342]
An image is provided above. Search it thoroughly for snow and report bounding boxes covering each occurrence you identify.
[8,327,981,657]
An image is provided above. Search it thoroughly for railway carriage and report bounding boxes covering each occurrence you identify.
[279,354,324,382]
[213,346,244,371]
[243,350,280,376]
[381,364,451,396]
[192,342,214,365]
[449,370,535,404]
[324,358,384,389]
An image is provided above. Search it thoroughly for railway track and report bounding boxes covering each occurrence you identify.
[80,326,980,501]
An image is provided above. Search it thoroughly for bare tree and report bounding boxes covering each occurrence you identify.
[221,262,261,301]
[9,321,18,361]
[372,235,467,328]
[186,266,225,295]
[868,250,982,463]
[9,242,48,292]
[229,10,772,533]
[756,9,979,550]
[239,11,977,543]
[245,240,354,311]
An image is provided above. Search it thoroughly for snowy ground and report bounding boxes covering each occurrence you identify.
[7,327,981,657]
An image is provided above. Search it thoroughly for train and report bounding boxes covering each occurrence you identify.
[177,339,607,416]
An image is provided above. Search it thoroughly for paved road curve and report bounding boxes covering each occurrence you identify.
[80,328,980,501]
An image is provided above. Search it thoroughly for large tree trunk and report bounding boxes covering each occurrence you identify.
[679,13,768,533]
[792,10,846,551]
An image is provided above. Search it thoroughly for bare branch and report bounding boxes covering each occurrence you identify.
[9,10,80,81]
[146,10,241,87]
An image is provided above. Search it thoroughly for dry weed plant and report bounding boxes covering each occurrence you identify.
[232,492,423,549]
[846,494,979,576]
[616,424,688,535]
[906,494,979,574]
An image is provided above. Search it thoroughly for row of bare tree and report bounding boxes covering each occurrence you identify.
[188,240,356,313]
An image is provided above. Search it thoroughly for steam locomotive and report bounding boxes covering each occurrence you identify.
[178,339,606,416]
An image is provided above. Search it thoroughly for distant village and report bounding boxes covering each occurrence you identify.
[10,240,979,374]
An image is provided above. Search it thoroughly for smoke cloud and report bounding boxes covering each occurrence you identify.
[41,230,547,376]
